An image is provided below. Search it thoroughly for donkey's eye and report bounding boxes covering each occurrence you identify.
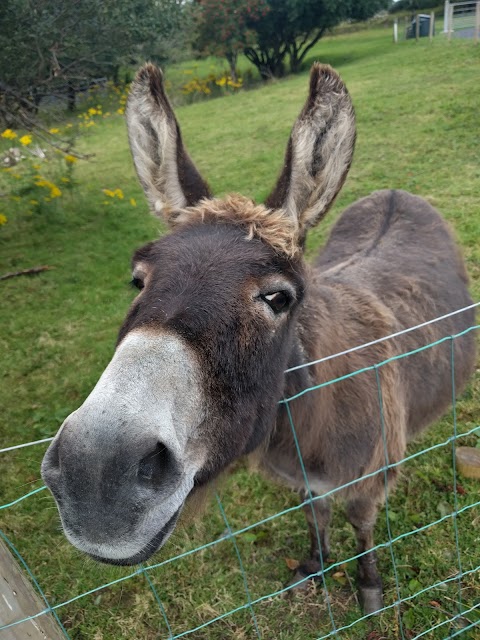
[261,291,291,314]
[130,277,144,290]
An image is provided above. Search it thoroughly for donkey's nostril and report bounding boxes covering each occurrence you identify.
[138,442,176,486]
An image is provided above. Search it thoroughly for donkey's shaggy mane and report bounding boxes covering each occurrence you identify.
[167,195,300,258]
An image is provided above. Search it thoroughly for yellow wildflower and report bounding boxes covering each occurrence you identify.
[19,134,32,145]
[88,107,98,116]
[130,198,136,207]
[215,77,227,87]
[61,177,70,183]
[65,154,77,164]
[85,121,95,127]
[49,128,60,134]
[117,108,124,115]
[102,189,115,197]
[35,177,61,198]
[0,214,7,225]
[29,199,39,205]
[33,163,41,170]
[1,129,17,140]
[114,188,124,199]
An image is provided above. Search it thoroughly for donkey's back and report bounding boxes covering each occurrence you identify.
[316,188,476,437]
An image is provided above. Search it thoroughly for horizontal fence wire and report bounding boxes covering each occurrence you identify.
[0,308,479,638]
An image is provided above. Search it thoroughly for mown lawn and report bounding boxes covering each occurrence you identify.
[1,27,479,640]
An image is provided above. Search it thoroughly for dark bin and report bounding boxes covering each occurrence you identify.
[407,14,434,39]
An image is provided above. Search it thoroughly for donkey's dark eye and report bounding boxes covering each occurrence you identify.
[130,277,144,290]
[261,291,291,314]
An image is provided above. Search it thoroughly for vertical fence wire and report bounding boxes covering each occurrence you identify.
[215,494,262,638]
[449,336,464,617]
[284,400,338,636]
[139,564,173,638]
[374,365,407,640]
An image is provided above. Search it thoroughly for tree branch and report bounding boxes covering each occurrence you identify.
[297,27,326,65]
[0,266,54,282]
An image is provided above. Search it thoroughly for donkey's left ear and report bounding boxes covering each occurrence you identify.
[126,63,211,219]
[266,63,356,240]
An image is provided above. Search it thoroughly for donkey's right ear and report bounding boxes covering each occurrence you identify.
[126,64,211,219]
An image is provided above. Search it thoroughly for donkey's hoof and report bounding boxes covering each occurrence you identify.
[359,586,384,615]
[286,565,320,594]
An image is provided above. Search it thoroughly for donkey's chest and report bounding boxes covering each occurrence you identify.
[261,450,335,497]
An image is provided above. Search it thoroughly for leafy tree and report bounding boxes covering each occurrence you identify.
[193,0,269,81]
[244,0,391,78]
[389,0,439,12]
[0,0,185,122]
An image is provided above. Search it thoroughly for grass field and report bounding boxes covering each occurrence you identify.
[1,26,479,640]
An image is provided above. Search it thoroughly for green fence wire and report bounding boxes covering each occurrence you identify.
[0,318,479,639]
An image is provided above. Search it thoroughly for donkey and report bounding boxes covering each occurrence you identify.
[41,63,476,614]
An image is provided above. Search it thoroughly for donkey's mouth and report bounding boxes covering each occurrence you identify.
[88,505,182,566]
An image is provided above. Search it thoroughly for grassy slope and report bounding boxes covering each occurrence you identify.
[1,28,479,640]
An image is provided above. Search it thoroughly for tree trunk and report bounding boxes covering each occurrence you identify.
[67,82,76,112]
[244,46,287,80]
[226,52,238,82]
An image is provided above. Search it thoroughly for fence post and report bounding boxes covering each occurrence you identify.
[405,15,409,39]
[448,3,454,40]
[415,13,420,40]
[475,1,480,44]
[0,538,65,639]
[393,18,398,43]
[429,11,435,41]
[444,0,450,32]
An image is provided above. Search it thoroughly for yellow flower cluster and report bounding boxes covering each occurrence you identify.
[35,176,62,199]
[0,214,7,225]
[181,72,243,97]
[215,76,243,89]
[77,104,103,128]
[182,76,213,96]
[19,134,32,145]
[1,129,17,140]
[0,129,34,144]
[101,189,137,207]
[64,154,77,164]
[103,188,124,199]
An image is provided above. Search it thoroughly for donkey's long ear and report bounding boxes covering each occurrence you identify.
[126,64,211,218]
[266,63,355,239]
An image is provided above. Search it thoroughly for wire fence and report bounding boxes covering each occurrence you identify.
[0,304,479,639]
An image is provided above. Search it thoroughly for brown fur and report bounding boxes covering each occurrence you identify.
[168,195,300,258]
[41,63,477,615]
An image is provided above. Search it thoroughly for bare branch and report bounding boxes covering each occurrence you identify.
[0,266,54,281]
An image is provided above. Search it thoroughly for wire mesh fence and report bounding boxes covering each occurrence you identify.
[0,305,479,639]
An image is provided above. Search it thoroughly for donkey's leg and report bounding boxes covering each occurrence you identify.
[345,496,383,614]
[288,490,331,591]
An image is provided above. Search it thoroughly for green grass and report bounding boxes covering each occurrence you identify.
[1,26,479,640]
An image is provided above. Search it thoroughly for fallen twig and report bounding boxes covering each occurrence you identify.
[0,265,54,281]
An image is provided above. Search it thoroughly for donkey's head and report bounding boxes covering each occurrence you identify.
[41,63,355,565]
